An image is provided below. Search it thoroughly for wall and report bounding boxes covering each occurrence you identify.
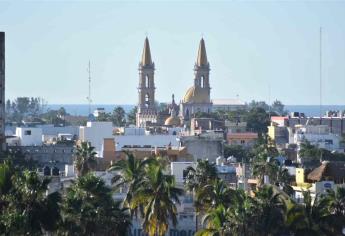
[16,127,43,146]
[79,121,113,157]
[181,136,224,162]
[115,134,179,149]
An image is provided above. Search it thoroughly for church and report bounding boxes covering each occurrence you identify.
[136,37,213,128]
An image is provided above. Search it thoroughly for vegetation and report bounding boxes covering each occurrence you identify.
[74,141,97,177]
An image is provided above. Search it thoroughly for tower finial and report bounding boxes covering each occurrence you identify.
[141,37,153,66]
[196,38,208,66]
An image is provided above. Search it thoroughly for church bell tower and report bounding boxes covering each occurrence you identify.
[136,37,157,127]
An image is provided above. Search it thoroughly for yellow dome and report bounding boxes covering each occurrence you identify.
[164,116,181,126]
[183,86,210,103]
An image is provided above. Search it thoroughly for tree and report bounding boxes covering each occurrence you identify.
[74,142,97,177]
[112,106,126,127]
[127,106,137,125]
[271,100,285,115]
[96,112,111,122]
[320,188,345,234]
[131,164,183,236]
[286,191,330,236]
[185,160,218,195]
[108,153,154,213]
[254,185,287,235]
[247,100,269,111]
[251,141,279,186]
[196,178,234,211]
[0,171,61,235]
[226,189,259,236]
[299,140,321,164]
[197,205,230,236]
[224,145,249,163]
[61,173,131,235]
[246,107,270,135]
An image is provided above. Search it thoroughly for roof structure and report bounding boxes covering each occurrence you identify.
[141,37,153,66]
[196,38,208,66]
[307,161,345,183]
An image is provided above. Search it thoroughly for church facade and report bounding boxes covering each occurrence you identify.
[136,37,213,128]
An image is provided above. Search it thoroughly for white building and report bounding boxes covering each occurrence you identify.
[15,127,42,146]
[291,125,342,152]
[212,98,246,112]
[170,162,195,184]
[79,121,113,157]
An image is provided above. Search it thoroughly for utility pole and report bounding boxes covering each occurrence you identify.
[319,27,322,123]
[86,60,92,116]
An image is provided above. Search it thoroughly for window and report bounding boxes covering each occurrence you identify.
[240,140,245,144]
[145,75,149,88]
[200,75,204,88]
[24,130,31,135]
[145,93,150,107]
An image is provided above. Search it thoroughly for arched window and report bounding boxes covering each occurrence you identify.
[145,93,150,107]
[200,75,205,88]
[145,75,149,88]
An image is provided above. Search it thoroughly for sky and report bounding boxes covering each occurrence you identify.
[0,1,345,106]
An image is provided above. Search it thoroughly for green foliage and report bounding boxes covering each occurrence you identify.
[74,142,97,177]
[184,159,218,195]
[224,145,249,163]
[127,106,137,125]
[111,106,126,126]
[0,170,61,235]
[6,97,46,124]
[130,163,183,236]
[60,173,131,235]
[96,112,111,122]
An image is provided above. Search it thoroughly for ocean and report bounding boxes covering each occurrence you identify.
[46,104,345,117]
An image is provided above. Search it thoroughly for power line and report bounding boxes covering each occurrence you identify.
[86,60,92,115]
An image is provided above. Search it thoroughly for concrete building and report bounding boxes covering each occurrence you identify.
[190,117,225,135]
[212,98,246,112]
[79,121,113,157]
[115,134,179,150]
[0,32,5,151]
[267,123,289,146]
[227,132,258,148]
[291,125,342,153]
[180,134,224,162]
[271,115,345,136]
[15,127,43,146]
[8,144,74,171]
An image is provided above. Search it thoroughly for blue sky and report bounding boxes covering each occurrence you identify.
[1,1,345,105]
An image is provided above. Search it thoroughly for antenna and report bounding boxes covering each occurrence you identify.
[86,60,92,115]
[319,27,322,123]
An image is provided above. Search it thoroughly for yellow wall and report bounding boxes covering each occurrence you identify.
[267,126,276,141]
[296,168,305,184]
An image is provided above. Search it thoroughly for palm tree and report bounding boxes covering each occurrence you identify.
[0,170,61,235]
[320,187,345,234]
[254,185,287,235]
[286,191,330,236]
[61,173,131,235]
[226,189,259,236]
[185,159,218,194]
[252,157,278,186]
[196,205,230,236]
[131,164,183,236]
[108,152,154,213]
[298,140,321,164]
[196,178,234,210]
[74,141,97,177]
